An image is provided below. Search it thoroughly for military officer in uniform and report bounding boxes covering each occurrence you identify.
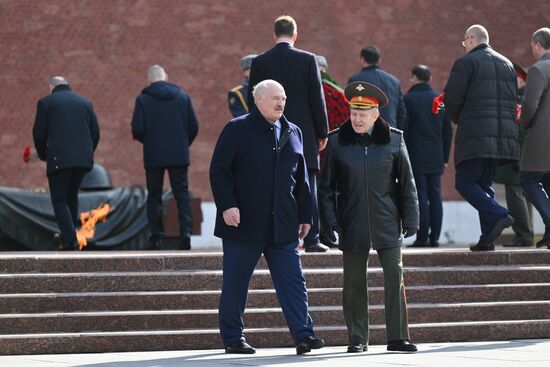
[227,54,256,117]
[318,82,419,353]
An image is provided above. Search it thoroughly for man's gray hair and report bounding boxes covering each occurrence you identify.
[49,76,68,88]
[148,65,167,82]
[532,27,550,49]
[252,79,284,100]
[466,24,489,44]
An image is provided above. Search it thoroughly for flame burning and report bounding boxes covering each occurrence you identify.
[76,203,111,250]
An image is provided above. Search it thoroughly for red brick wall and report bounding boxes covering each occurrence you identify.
[1,0,548,200]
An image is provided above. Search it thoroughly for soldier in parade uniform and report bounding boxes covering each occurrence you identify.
[227,54,256,118]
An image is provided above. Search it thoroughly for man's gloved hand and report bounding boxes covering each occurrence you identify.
[403,227,418,238]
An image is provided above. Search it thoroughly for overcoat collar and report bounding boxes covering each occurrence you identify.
[52,84,72,93]
[338,117,391,146]
[407,82,434,93]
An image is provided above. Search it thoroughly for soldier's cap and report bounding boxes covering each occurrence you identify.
[316,55,328,69]
[344,81,388,110]
[512,61,527,82]
[240,54,257,71]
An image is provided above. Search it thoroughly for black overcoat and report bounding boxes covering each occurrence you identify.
[33,85,100,176]
[209,108,312,245]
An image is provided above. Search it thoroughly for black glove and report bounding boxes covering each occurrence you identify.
[403,227,418,238]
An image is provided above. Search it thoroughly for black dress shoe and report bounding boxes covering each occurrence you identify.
[180,236,191,250]
[430,241,440,247]
[296,335,325,355]
[304,242,329,253]
[484,215,514,244]
[387,339,417,352]
[225,340,256,354]
[470,241,495,251]
[347,343,367,353]
[407,240,429,248]
[536,228,550,248]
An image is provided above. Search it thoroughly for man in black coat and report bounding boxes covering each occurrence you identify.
[33,76,100,250]
[348,45,407,129]
[211,80,324,355]
[131,65,199,250]
[444,25,519,251]
[403,65,452,247]
[247,15,329,252]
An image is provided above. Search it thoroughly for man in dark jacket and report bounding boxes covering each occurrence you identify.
[131,65,199,250]
[403,65,452,247]
[33,76,100,250]
[444,24,519,251]
[348,45,407,129]
[227,54,256,118]
[247,15,329,252]
[318,82,419,353]
[211,80,324,355]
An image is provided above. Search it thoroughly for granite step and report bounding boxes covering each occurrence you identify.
[1,301,549,334]
[2,283,549,313]
[1,249,549,273]
[0,319,549,355]
[1,265,549,293]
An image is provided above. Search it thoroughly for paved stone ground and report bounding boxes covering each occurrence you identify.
[1,339,548,367]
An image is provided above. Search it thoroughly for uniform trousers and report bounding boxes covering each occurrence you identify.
[343,247,410,345]
[219,239,313,346]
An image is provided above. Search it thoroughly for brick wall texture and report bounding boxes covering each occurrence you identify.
[1,0,549,201]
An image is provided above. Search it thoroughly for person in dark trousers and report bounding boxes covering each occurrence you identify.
[403,65,452,248]
[348,45,407,129]
[33,76,100,250]
[247,15,329,253]
[494,62,534,247]
[131,65,199,250]
[444,24,519,251]
[211,79,325,355]
[318,82,418,353]
[520,27,550,249]
[227,54,256,118]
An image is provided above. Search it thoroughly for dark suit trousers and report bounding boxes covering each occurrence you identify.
[455,159,508,240]
[48,168,87,245]
[520,171,550,227]
[413,171,443,244]
[304,170,320,245]
[504,183,533,241]
[219,239,313,346]
[145,165,192,242]
[342,247,410,344]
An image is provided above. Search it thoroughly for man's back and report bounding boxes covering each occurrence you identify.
[348,65,406,128]
[247,42,328,171]
[131,81,198,169]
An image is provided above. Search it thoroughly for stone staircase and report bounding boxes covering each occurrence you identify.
[0,249,549,354]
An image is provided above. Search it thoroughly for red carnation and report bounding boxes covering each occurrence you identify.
[516,104,521,122]
[23,146,31,163]
[432,93,445,115]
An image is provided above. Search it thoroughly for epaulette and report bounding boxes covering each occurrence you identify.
[389,127,403,135]
[230,85,245,93]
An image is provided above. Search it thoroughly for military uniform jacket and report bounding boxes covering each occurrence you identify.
[227,78,249,118]
[318,119,419,251]
[210,108,312,245]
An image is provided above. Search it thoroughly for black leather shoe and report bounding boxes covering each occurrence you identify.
[484,215,514,244]
[304,242,329,252]
[470,241,495,251]
[180,237,191,250]
[225,340,256,354]
[430,241,440,247]
[347,343,367,353]
[296,335,325,355]
[387,339,417,352]
[536,228,550,248]
[407,240,429,248]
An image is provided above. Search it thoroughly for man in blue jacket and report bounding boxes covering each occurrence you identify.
[403,65,452,247]
[210,79,324,355]
[131,65,199,250]
[348,45,406,129]
[33,76,100,251]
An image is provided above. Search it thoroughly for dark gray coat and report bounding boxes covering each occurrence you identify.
[318,119,419,252]
[444,44,519,166]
